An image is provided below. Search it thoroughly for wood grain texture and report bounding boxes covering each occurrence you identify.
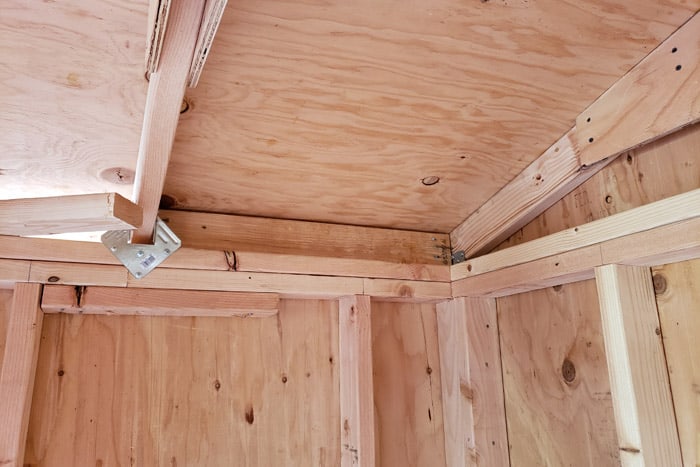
[29,262,128,288]
[339,296,374,467]
[132,0,207,242]
[498,281,619,467]
[160,209,450,265]
[453,188,700,281]
[25,299,340,466]
[165,0,695,232]
[0,289,13,365]
[0,0,147,202]
[362,278,452,302]
[41,285,279,318]
[372,301,447,467]
[0,259,31,288]
[0,193,142,236]
[451,129,611,258]
[0,283,43,467]
[498,122,700,250]
[595,265,682,466]
[437,298,509,467]
[578,12,700,166]
[188,0,228,87]
[653,259,700,467]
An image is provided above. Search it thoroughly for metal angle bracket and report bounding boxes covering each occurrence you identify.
[451,250,466,265]
[101,217,181,279]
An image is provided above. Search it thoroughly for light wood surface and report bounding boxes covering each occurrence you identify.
[498,281,619,466]
[595,265,682,466]
[372,301,447,467]
[0,193,142,236]
[362,278,452,302]
[29,262,128,288]
[578,12,700,166]
[160,209,450,265]
[132,0,207,242]
[654,259,700,466]
[453,188,700,280]
[437,298,509,467]
[0,260,31,288]
[41,285,279,318]
[1,1,147,203]
[0,289,13,365]
[0,284,43,467]
[164,0,695,232]
[25,299,341,466]
[188,0,228,87]
[452,216,700,298]
[451,129,610,258]
[339,296,375,467]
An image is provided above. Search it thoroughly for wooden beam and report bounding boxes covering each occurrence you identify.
[595,265,682,466]
[339,295,375,467]
[453,217,700,298]
[452,188,700,281]
[160,209,450,265]
[126,267,364,299]
[577,13,700,166]
[28,262,128,288]
[450,129,611,258]
[0,260,31,289]
[362,278,452,302]
[41,285,278,317]
[0,193,142,236]
[132,0,206,243]
[0,283,43,467]
[437,298,510,467]
[145,0,172,74]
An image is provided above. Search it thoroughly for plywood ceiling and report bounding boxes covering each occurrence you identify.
[2,0,697,233]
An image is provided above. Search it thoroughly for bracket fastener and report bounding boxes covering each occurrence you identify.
[102,217,181,279]
[451,250,466,265]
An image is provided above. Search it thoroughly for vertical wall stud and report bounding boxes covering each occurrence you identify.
[339,295,375,467]
[595,264,682,466]
[0,283,43,467]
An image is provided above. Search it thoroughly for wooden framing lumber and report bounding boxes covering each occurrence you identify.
[0,260,31,288]
[28,262,128,288]
[437,298,509,467]
[453,216,700,298]
[577,12,700,166]
[595,265,682,466]
[0,283,43,467]
[362,278,451,302]
[339,295,375,467]
[0,193,142,236]
[41,285,278,317]
[453,188,700,281]
[146,0,172,74]
[132,0,207,243]
[450,129,610,258]
[160,209,450,265]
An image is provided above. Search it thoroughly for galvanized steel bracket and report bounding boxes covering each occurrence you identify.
[101,217,181,279]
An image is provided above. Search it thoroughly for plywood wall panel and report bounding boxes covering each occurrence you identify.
[653,258,700,467]
[164,0,696,231]
[371,302,447,467]
[25,299,340,466]
[498,281,620,467]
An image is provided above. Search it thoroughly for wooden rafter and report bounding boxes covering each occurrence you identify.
[132,0,207,243]
[450,14,700,258]
[577,12,700,166]
[0,193,142,236]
